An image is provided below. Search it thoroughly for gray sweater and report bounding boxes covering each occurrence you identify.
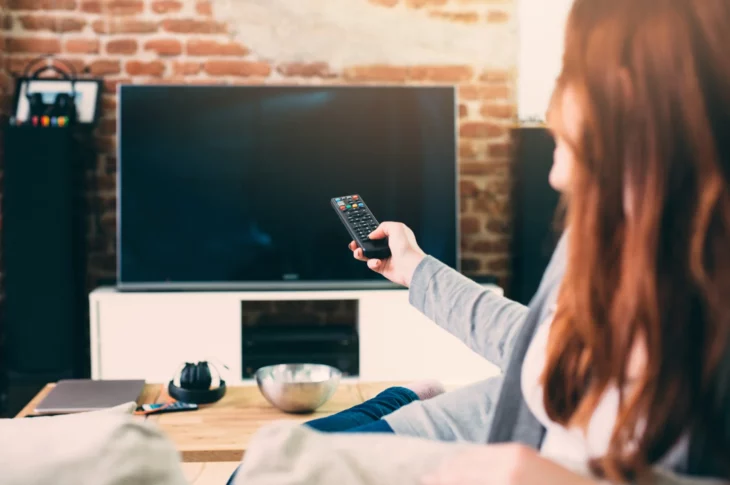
[384,236,727,482]
[384,236,564,439]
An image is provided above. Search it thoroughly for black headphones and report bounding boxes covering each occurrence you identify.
[168,361,227,405]
[23,55,79,125]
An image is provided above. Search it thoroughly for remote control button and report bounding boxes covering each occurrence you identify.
[339,206,346,211]
[353,195,359,200]
[346,204,352,209]
[337,201,345,206]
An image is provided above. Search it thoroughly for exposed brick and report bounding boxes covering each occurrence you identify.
[459,104,468,118]
[0,71,12,90]
[172,61,201,76]
[460,121,507,139]
[7,36,61,54]
[186,39,248,56]
[102,95,117,112]
[101,212,117,231]
[459,84,510,101]
[142,76,188,85]
[144,38,182,56]
[151,0,182,14]
[195,0,212,16]
[480,103,515,120]
[65,37,100,54]
[487,10,510,23]
[344,65,408,83]
[18,15,85,32]
[203,60,271,77]
[474,191,508,214]
[486,179,510,195]
[406,0,447,8]
[488,142,511,157]
[459,141,477,159]
[89,59,121,76]
[162,19,226,34]
[460,180,480,197]
[9,0,76,9]
[106,38,137,54]
[96,136,116,154]
[461,258,481,272]
[429,10,480,23]
[103,157,117,175]
[368,0,398,6]
[472,239,509,253]
[485,256,509,272]
[81,0,144,15]
[480,70,510,83]
[461,162,491,175]
[461,216,481,235]
[187,78,226,85]
[6,55,82,75]
[486,219,511,235]
[98,117,116,136]
[93,19,158,34]
[461,160,510,176]
[126,60,166,77]
[3,14,13,30]
[408,65,474,83]
[277,62,335,78]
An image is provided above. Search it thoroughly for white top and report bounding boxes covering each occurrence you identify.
[521,309,687,467]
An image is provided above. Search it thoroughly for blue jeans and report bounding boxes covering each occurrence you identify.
[225,387,418,484]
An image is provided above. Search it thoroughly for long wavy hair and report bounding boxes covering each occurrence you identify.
[542,0,730,480]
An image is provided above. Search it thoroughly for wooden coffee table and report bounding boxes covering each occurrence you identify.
[16,381,413,463]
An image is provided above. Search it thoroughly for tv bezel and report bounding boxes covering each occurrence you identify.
[116,84,460,291]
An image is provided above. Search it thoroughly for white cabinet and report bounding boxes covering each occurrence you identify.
[89,287,501,385]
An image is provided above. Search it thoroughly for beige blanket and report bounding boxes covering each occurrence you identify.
[0,403,187,485]
[234,423,728,485]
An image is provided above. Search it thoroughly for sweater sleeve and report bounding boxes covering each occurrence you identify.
[408,256,529,372]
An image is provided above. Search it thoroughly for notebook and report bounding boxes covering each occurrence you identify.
[34,379,146,415]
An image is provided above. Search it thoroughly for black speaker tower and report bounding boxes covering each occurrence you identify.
[1,125,90,413]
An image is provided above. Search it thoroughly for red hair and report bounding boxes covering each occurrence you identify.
[543,0,730,480]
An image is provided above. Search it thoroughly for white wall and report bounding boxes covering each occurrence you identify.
[517,0,574,123]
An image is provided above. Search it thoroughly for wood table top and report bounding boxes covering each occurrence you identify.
[16,381,424,463]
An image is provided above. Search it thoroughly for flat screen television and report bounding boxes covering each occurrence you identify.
[117,85,458,290]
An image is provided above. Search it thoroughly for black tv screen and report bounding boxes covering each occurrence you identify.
[118,85,458,289]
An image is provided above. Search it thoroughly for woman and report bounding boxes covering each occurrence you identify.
[229,0,730,482]
[306,0,730,481]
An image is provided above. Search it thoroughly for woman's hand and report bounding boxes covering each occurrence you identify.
[421,444,596,485]
[349,222,426,287]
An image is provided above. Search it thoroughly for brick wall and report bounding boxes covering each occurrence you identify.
[1,0,517,288]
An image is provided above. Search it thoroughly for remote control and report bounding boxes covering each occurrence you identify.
[331,195,391,260]
[137,401,198,415]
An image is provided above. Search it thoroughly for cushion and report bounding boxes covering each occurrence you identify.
[0,402,187,485]
[234,422,727,485]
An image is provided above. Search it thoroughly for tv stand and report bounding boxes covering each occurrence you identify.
[89,286,501,385]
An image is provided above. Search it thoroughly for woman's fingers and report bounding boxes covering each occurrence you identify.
[367,259,382,271]
[353,247,368,262]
